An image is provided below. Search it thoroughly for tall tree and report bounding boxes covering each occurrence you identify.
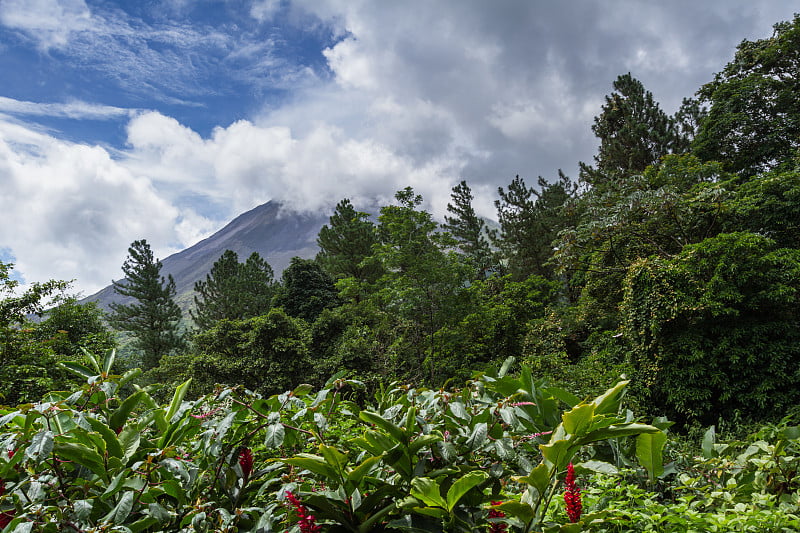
[316,199,383,284]
[493,173,576,281]
[581,73,686,185]
[273,258,339,323]
[443,180,493,276]
[109,240,183,369]
[191,250,275,330]
[693,14,800,177]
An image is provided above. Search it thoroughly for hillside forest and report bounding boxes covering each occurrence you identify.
[1,15,800,532]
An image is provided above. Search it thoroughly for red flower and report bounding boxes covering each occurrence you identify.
[488,501,508,533]
[239,447,254,480]
[563,463,582,523]
[285,490,322,533]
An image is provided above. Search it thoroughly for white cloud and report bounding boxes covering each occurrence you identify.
[0,0,92,50]
[0,96,136,120]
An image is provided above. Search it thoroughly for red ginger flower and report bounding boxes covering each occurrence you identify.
[563,463,582,523]
[239,447,254,480]
[488,501,508,533]
[286,490,322,533]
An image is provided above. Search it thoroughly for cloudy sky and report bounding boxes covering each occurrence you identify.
[0,0,796,296]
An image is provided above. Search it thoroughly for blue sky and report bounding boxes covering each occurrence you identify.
[0,0,796,296]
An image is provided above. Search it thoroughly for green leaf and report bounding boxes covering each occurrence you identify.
[580,460,619,475]
[81,346,103,375]
[86,417,123,459]
[445,470,488,512]
[636,430,667,482]
[448,402,469,421]
[109,390,145,433]
[347,455,382,485]
[496,501,534,522]
[410,477,446,509]
[515,462,551,495]
[592,380,629,415]
[54,442,108,480]
[562,403,595,436]
[280,454,339,480]
[101,348,116,375]
[498,356,515,377]
[319,445,349,478]
[264,423,285,449]
[540,439,572,470]
[25,430,54,464]
[103,490,135,523]
[408,434,442,455]
[549,387,581,408]
[291,383,314,397]
[165,378,192,423]
[58,361,96,380]
[702,426,716,459]
[119,427,141,463]
[359,410,406,443]
[575,423,659,445]
[465,422,488,450]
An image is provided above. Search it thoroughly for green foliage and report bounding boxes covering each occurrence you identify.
[188,308,312,397]
[581,73,689,185]
[694,14,800,177]
[493,173,577,281]
[443,180,493,276]
[317,198,383,287]
[190,250,276,330]
[109,240,184,370]
[273,257,340,322]
[622,232,800,424]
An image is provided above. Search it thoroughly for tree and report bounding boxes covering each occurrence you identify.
[191,250,275,330]
[623,232,800,425]
[581,73,687,185]
[694,15,800,177]
[443,180,493,276]
[108,240,184,369]
[316,199,383,285]
[493,173,576,280]
[273,258,339,322]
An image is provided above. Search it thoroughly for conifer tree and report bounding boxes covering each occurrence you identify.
[443,180,493,276]
[316,199,382,283]
[581,73,686,185]
[190,250,275,330]
[109,240,183,369]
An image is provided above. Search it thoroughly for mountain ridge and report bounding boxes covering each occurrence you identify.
[84,201,330,312]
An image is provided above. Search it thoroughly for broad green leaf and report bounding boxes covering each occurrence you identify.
[637,430,667,482]
[549,387,581,408]
[448,402,469,421]
[498,356,515,377]
[25,430,53,464]
[540,439,572,470]
[165,378,192,423]
[291,383,314,397]
[515,462,551,495]
[496,501,534,522]
[465,422,488,450]
[280,454,339,480]
[101,348,116,375]
[359,410,406,443]
[103,491,135,524]
[445,470,488,512]
[86,417,123,459]
[580,460,619,475]
[319,445,349,478]
[702,426,716,459]
[408,434,442,455]
[109,390,144,432]
[58,361,96,380]
[54,442,107,479]
[592,380,629,415]
[562,403,595,436]
[575,423,660,445]
[346,455,382,485]
[119,427,141,463]
[264,423,285,449]
[81,347,102,375]
[410,477,446,509]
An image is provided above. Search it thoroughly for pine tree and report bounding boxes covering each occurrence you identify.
[190,250,275,330]
[109,240,183,370]
[443,180,493,276]
[316,199,382,283]
[582,73,686,186]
